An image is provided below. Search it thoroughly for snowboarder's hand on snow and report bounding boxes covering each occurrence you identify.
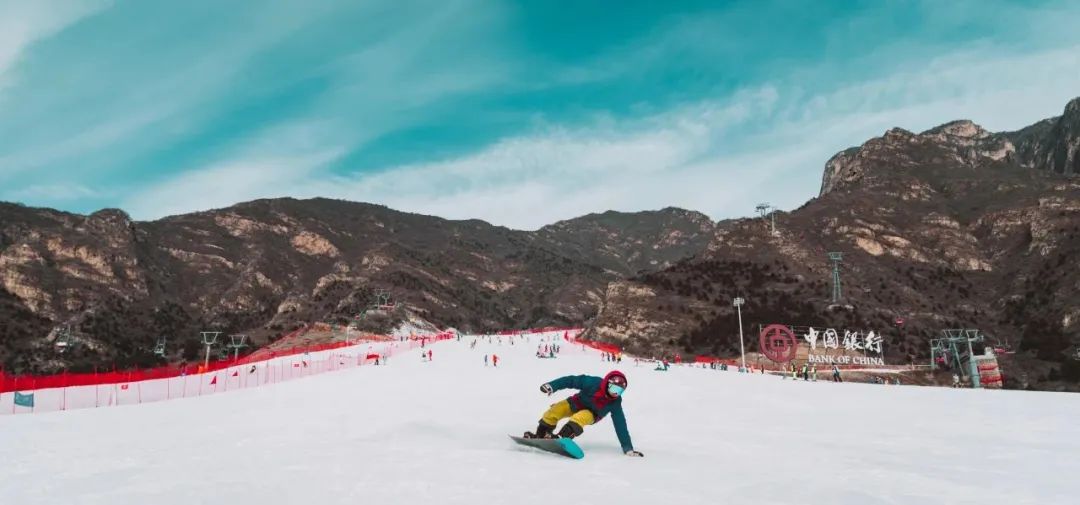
[625,450,644,457]
[540,383,553,395]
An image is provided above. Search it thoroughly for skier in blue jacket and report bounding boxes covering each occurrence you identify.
[523,370,644,457]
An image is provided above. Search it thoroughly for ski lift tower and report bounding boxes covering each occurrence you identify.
[227,334,248,361]
[756,203,776,235]
[373,290,395,311]
[54,326,74,353]
[930,329,985,388]
[200,331,221,368]
[827,252,843,303]
[154,337,167,357]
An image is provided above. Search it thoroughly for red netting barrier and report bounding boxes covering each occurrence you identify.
[577,340,621,354]
[0,331,456,394]
[496,326,580,336]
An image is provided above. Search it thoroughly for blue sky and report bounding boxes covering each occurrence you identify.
[1,0,1079,229]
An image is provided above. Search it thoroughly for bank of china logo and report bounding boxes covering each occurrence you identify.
[759,324,797,363]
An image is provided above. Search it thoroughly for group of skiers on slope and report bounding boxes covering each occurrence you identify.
[523,370,644,458]
[536,344,560,358]
[602,352,623,363]
[782,362,843,382]
[483,354,500,367]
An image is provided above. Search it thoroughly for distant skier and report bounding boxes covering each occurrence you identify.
[523,370,644,458]
[484,354,489,366]
[492,354,499,367]
[832,365,842,382]
[428,350,433,361]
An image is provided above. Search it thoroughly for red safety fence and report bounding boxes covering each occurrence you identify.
[0,332,455,394]
[0,328,575,415]
[496,326,580,336]
[694,356,738,364]
[577,339,621,354]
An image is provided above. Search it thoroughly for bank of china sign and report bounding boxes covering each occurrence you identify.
[804,327,885,366]
[760,324,886,366]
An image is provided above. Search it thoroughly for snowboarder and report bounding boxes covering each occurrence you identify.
[523,371,643,457]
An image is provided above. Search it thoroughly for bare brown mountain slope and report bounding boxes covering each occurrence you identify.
[586,97,1080,391]
[0,200,710,373]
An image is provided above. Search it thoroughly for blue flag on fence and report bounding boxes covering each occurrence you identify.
[14,391,34,408]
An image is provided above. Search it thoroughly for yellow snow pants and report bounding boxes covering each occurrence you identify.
[542,400,595,427]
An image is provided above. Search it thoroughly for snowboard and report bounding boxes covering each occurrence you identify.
[509,435,585,459]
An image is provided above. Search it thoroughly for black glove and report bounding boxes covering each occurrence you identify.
[540,383,553,395]
[625,450,644,457]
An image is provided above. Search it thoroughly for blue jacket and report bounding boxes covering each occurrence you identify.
[548,373,634,452]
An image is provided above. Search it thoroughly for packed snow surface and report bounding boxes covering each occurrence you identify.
[2,338,1078,505]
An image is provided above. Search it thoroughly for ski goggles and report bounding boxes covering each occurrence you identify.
[607,383,625,396]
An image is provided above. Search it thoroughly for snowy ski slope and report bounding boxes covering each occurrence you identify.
[2,337,1077,505]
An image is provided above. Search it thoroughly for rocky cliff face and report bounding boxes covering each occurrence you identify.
[589,97,1080,391]
[0,199,709,373]
[1008,97,1080,176]
[821,98,1080,197]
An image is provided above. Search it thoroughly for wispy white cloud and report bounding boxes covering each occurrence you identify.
[0,0,109,96]
[0,2,378,181]
[6,183,103,202]
[124,37,1080,229]
[8,1,1080,229]
[121,121,349,218]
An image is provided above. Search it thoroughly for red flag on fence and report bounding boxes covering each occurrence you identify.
[232,371,239,377]
[210,376,218,385]
[120,384,129,390]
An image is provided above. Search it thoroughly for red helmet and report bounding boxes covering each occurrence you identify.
[605,371,627,397]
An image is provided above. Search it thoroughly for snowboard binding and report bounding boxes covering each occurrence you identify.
[523,421,557,439]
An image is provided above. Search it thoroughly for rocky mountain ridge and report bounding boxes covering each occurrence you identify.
[588,96,1080,391]
[0,199,711,373]
[3,97,1080,391]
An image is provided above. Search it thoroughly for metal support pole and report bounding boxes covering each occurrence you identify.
[734,297,746,371]
[966,334,980,389]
